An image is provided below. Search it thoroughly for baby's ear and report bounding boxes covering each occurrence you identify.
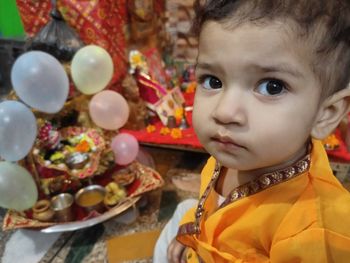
[311,88,350,140]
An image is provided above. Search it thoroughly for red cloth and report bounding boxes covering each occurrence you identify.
[16,1,51,37]
[326,129,350,162]
[122,111,203,150]
[136,71,168,105]
[16,0,128,87]
[183,92,195,107]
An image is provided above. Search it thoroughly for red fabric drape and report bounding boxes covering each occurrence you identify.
[16,0,128,87]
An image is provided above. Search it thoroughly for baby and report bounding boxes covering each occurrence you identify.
[155,0,350,262]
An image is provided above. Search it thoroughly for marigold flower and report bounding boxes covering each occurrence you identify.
[131,53,142,65]
[160,127,170,135]
[75,140,90,152]
[170,128,183,139]
[146,125,156,133]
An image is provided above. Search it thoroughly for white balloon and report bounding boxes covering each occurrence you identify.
[0,162,38,211]
[11,51,69,113]
[0,101,37,161]
[71,45,114,95]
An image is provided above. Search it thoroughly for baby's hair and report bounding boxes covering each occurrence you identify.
[193,0,350,97]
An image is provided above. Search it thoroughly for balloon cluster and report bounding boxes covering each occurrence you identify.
[72,46,137,165]
[0,45,139,211]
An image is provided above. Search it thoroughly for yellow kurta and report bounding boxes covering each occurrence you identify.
[177,140,350,262]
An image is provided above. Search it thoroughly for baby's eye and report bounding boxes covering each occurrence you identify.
[256,79,287,96]
[199,75,222,90]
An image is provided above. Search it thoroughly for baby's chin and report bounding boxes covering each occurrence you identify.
[213,153,274,173]
[210,152,247,170]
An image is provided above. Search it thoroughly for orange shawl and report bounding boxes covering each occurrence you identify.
[177,140,350,262]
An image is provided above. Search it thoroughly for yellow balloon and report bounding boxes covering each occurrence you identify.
[71,45,114,95]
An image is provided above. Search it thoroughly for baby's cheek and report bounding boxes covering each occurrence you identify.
[192,107,202,132]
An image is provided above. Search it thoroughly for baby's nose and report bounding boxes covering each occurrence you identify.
[212,90,247,125]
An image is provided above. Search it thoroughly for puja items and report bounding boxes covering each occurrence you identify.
[3,161,164,231]
[32,200,55,222]
[104,182,127,208]
[75,185,106,213]
[33,126,105,179]
[65,152,90,169]
[129,50,186,126]
[51,193,74,222]
[112,169,136,186]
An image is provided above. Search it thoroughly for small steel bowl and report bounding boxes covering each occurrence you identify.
[51,193,74,222]
[65,152,90,169]
[75,185,106,213]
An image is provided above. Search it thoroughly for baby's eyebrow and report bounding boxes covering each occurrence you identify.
[195,62,215,71]
[257,63,303,78]
[196,61,302,76]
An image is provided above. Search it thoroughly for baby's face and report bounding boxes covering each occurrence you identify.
[193,20,323,172]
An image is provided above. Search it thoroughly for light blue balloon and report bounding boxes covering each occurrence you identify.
[11,51,69,113]
[0,162,38,211]
[0,101,37,161]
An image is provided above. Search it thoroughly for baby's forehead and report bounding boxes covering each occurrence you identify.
[200,19,316,58]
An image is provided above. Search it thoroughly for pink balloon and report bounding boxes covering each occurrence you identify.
[89,90,129,130]
[111,133,139,165]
